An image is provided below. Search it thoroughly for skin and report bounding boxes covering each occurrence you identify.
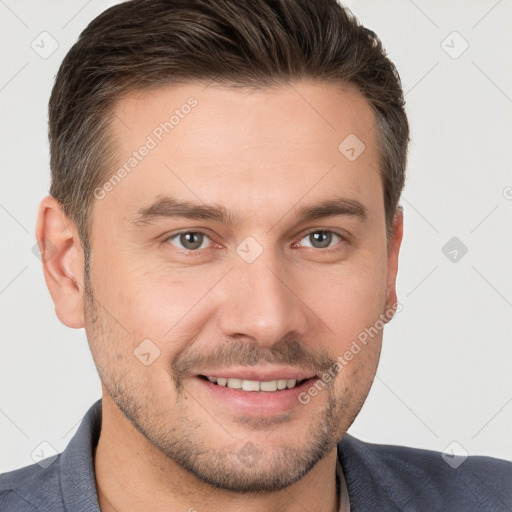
[36,81,403,512]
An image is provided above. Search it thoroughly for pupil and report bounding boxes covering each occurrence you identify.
[311,231,331,248]
[181,232,203,250]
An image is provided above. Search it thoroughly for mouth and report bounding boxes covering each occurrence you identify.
[192,368,321,417]
[199,375,311,392]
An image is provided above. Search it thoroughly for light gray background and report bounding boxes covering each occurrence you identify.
[1,0,511,473]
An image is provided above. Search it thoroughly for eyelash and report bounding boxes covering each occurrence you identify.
[163,228,346,255]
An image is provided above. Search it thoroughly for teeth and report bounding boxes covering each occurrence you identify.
[227,378,242,389]
[260,380,278,392]
[286,379,296,388]
[205,376,302,392]
[242,380,260,391]
[277,379,287,390]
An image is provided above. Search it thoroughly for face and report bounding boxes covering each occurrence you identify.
[79,81,401,492]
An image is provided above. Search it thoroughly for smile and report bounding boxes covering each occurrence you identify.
[202,376,306,392]
[195,371,319,416]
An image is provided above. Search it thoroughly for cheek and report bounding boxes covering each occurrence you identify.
[90,250,230,359]
[304,256,388,348]
[84,282,181,409]
[336,349,381,428]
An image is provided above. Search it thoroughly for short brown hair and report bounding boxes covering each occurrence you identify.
[49,0,409,271]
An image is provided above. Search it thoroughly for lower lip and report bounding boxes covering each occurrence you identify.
[194,377,318,416]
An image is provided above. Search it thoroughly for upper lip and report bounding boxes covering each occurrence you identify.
[197,367,318,381]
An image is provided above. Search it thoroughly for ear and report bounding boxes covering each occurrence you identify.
[384,207,404,319]
[35,195,85,329]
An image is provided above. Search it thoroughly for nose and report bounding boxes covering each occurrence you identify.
[215,250,309,349]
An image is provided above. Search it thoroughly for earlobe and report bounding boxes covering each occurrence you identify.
[35,195,86,329]
[385,207,404,319]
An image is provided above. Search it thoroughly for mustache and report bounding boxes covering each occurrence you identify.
[171,337,336,385]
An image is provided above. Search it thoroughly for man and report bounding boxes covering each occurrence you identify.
[0,0,510,510]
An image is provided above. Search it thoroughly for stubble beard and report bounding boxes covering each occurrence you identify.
[84,279,353,493]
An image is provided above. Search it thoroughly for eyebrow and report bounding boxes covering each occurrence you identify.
[131,195,368,227]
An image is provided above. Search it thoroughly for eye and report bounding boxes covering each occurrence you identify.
[297,230,343,249]
[166,231,212,251]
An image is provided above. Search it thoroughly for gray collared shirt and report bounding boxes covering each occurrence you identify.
[1,399,511,511]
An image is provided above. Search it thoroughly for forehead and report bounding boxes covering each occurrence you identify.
[112,81,376,149]
[96,81,382,229]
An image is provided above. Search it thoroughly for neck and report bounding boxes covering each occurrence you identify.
[94,396,345,512]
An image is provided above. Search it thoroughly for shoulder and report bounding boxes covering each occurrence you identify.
[0,455,65,511]
[0,399,102,512]
[339,434,512,511]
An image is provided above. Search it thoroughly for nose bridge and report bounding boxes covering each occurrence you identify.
[216,246,307,346]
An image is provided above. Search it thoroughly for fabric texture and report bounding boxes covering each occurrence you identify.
[1,399,510,511]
